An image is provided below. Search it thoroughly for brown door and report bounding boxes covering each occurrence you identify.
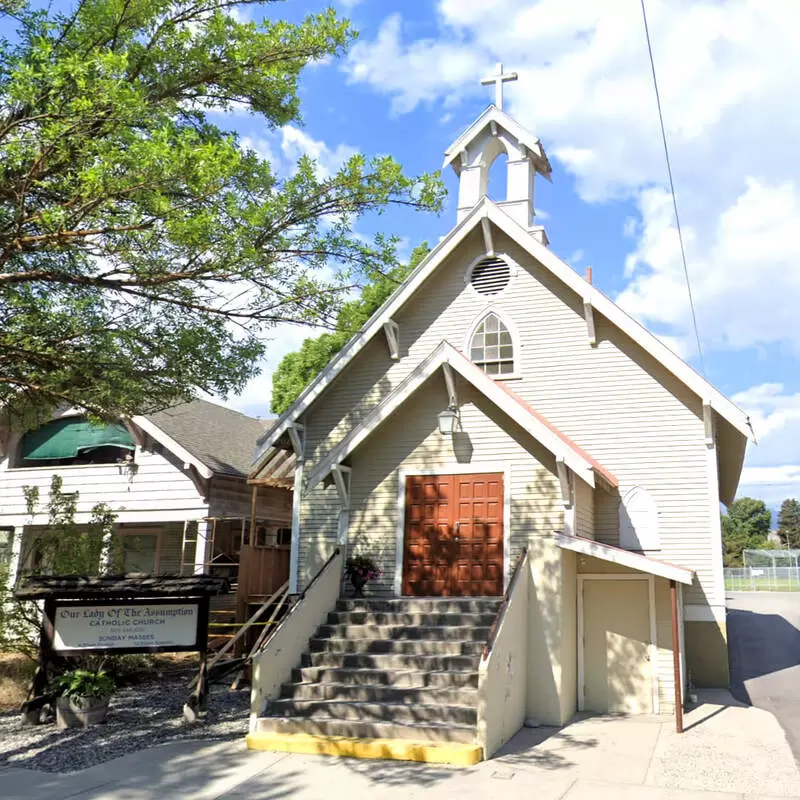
[402,473,504,597]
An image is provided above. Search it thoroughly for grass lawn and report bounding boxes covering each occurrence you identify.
[725,578,800,592]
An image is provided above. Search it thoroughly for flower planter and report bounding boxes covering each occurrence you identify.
[56,695,110,729]
[350,574,368,597]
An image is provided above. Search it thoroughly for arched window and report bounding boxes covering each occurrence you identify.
[470,312,515,377]
[619,486,660,551]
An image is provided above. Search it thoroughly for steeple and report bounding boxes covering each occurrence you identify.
[443,64,552,241]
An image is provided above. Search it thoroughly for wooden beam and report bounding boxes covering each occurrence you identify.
[383,319,400,361]
[556,457,572,508]
[331,464,352,511]
[583,299,597,347]
[480,217,494,257]
[287,423,304,462]
[703,401,714,447]
[442,363,458,408]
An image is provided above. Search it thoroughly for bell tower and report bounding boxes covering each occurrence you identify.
[443,64,552,240]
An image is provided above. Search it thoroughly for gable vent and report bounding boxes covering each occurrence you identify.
[470,256,511,296]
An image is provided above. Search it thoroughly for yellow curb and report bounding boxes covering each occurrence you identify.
[246,731,483,766]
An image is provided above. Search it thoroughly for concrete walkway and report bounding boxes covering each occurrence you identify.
[2,692,798,799]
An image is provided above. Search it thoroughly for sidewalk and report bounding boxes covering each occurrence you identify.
[2,692,798,800]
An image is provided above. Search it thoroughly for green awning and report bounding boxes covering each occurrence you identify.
[22,418,135,461]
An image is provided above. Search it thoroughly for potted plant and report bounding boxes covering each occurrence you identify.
[54,668,115,729]
[344,554,382,597]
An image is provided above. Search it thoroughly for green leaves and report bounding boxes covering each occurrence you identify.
[270,241,430,414]
[0,0,445,418]
[721,497,772,566]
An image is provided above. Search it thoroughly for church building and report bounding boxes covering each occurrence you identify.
[246,65,753,764]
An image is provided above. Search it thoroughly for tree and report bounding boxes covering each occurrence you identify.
[777,498,800,548]
[271,241,431,414]
[0,475,117,655]
[0,0,444,422]
[721,496,771,566]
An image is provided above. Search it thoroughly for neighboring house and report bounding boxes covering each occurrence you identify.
[0,399,292,622]
[246,98,753,760]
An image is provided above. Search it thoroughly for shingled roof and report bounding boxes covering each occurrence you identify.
[144,399,271,478]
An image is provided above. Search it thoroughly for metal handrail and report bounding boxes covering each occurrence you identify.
[482,547,528,660]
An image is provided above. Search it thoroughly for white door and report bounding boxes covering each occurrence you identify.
[583,579,653,714]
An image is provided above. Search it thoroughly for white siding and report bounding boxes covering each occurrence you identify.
[0,442,207,527]
[574,480,595,540]
[297,226,720,609]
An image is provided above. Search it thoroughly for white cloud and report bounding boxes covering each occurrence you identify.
[280,125,358,178]
[568,249,584,264]
[731,383,800,505]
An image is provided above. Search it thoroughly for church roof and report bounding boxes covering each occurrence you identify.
[442,105,552,179]
[252,197,753,486]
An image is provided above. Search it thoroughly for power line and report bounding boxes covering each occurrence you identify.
[639,0,706,377]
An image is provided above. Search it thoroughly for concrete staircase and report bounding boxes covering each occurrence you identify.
[248,597,502,764]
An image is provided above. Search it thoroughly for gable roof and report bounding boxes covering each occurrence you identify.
[252,198,753,478]
[135,399,270,479]
[442,105,552,179]
[305,341,617,492]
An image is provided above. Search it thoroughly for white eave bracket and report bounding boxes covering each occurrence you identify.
[288,422,305,462]
[703,401,715,447]
[442,362,458,408]
[583,299,597,347]
[331,464,352,511]
[481,217,494,257]
[383,319,400,361]
[556,457,573,509]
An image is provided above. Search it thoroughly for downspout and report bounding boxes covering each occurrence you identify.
[671,579,684,733]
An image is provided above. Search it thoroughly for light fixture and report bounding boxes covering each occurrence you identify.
[438,407,459,436]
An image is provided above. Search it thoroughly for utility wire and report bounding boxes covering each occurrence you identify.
[639,0,706,376]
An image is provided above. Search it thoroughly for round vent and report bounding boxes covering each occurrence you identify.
[470,256,511,296]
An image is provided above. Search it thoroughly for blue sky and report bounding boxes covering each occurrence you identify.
[213,0,800,517]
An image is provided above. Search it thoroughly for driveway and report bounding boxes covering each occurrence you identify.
[727,592,800,760]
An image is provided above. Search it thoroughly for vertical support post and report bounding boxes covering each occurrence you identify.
[250,484,258,547]
[193,519,209,576]
[671,579,684,733]
[23,597,54,725]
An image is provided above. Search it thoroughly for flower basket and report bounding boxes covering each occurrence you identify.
[344,554,382,597]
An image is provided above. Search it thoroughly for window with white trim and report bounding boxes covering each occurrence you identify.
[470,313,515,377]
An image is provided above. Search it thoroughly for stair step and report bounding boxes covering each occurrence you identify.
[292,667,479,689]
[268,698,476,726]
[301,652,480,671]
[316,624,491,642]
[308,638,484,657]
[336,599,501,614]
[326,611,498,627]
[255,715,476,744]
[280,681,477,705]
[246,731,482,766]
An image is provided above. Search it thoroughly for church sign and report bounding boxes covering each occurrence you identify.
[52,599,202,654]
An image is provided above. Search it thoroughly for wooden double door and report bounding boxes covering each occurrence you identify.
[402,473,504,597]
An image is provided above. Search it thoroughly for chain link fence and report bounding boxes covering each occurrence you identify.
[725,566,800,592]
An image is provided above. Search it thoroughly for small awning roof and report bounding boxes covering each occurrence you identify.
[556,533,694,585]
[22,417,135,461]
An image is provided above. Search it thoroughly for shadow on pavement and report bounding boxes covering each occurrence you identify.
[727,607,800,704]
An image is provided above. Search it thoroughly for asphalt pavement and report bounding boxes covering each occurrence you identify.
[727,591,800,762]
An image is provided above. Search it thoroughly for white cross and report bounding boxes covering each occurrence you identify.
[481,62,518,111]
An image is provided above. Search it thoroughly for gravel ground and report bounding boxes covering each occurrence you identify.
[0,676,250,774]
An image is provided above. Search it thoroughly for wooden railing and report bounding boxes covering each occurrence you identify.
[482,547,528,660]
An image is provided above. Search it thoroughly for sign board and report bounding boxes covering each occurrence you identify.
[47,598,208,656]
